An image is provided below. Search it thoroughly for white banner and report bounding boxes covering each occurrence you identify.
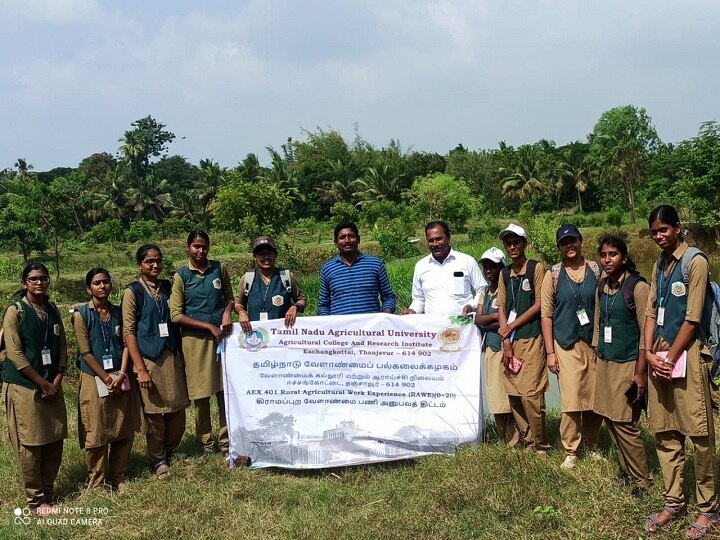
[223,313,483,469]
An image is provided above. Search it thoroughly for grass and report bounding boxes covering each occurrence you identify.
[1,395,714,539]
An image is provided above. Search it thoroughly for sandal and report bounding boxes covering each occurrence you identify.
[644,506,683,534]
[686,512,720,539]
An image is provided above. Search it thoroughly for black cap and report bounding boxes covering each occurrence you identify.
[252,236,277,252]
[556,224,581,244]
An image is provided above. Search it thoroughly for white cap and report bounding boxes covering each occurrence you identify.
[498,223,528,241]
[480,247,506,265]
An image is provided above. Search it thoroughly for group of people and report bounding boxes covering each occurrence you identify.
[476,205,719,538]
[1,209,718,537]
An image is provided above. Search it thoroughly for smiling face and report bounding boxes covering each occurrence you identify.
[138,249,163,280]
[23,269,50,298]
[335,228,360,257]
[557,235,583,263]
[188,236,210,267]
[253,246,277,272]
[425,225,451,262]
[649,219,681,253]
[599,243,626,278]
[87,272,113,301]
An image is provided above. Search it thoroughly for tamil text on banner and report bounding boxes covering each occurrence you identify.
[223,312,482,469]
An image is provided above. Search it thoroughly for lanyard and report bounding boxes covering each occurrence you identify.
[656,257,673,308]
[603,281,621,326]
[29,302,49,348]
[562,265,589,310]
[142,278,166,320]
[509,275,522,308]
[92,303,113,353]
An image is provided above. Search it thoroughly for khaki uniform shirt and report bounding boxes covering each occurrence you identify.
[498,261,548,396]
[2,299,68,445]
[644,242,712,436]
[592,274,649,422]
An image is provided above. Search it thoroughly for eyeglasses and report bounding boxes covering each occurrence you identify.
[142,259,163,266]
[26,276,50,283]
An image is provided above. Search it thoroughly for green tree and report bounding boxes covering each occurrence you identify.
[588,105,661,222]
[676,121,720,237]
[405,173,475,231]
[500,145,551,204]
[0,177,48,262]
[118,116,176,178]
[212,176,293,240]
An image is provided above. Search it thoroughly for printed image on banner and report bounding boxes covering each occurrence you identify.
[223,312,482,469]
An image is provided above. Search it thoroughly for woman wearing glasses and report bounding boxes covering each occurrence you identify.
[2,263,68,513]
[123,244,189,479]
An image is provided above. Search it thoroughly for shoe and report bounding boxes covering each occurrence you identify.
[560,455,577,469]
[644,505,684,534]
[153,461,170,479]
[588,451,607,463]
[686,511,720,539]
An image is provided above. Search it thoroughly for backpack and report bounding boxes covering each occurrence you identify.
[596,273,647,315]
[673,247,720,379]
[501,260,538,292]
[551,261,601,289]
[127,279,172,314]
[243,269,292,296]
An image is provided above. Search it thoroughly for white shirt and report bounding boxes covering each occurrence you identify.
[408,248,486,315]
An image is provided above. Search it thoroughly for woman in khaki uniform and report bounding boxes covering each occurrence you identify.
[541,224,603,469]
[592,236,652,496]
[642,205,718,538]
[73,268,141,491]
[475,247,517,444]
[169,231,234,461]
[124,244,189,479]
[497,224,550,455]
[2,263,67,513]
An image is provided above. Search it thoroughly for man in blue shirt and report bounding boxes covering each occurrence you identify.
[318,222,396,315]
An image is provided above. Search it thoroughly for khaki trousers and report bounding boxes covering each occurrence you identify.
[8,438,63,508]
[509,393,550,452]
[605,418,651,489]
[194,391,229,454]
[559,409,603,456]
[145,410,186,465]
[655,430,718,513]
[85,437,134,488]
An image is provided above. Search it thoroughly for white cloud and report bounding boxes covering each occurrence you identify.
[0,0,101,24]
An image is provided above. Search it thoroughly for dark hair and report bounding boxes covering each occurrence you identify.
[648,204,680,228]
[19,262,50,299]
[186,230,210,246]
[136,244,163,264]
[85,267,111,287]
[597,235,638,274]
[334,221,360,241]
[425,220,451,238]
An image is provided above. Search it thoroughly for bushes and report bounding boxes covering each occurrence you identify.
[376,218,419,261]
[525,214,561,265]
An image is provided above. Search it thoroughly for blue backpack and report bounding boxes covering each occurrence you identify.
[677,247,720,381]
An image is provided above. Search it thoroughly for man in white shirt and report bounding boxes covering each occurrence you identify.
[401,221,486,316]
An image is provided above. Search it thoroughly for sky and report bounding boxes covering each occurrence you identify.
[2,0,719,171]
